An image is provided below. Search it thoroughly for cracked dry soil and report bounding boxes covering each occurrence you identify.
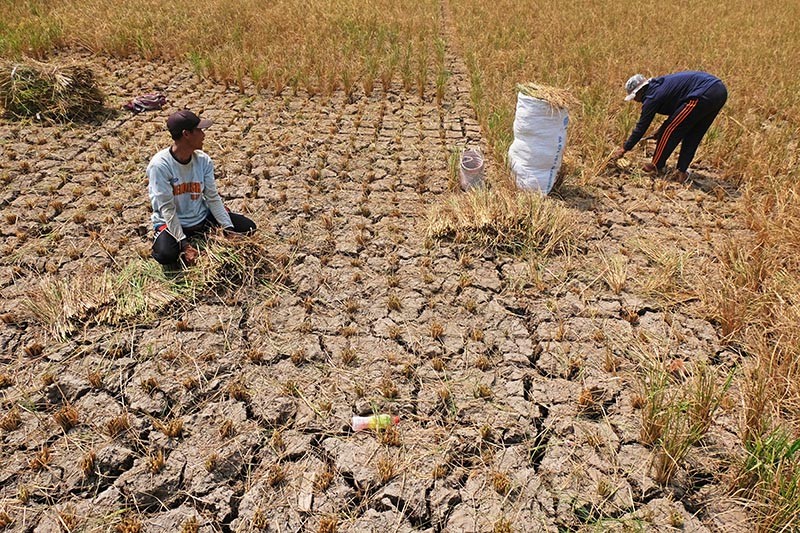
[0,40,751,533]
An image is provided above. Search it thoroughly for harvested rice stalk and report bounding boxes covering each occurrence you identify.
[426,188,582,255]
[23,260,178,338]
[24,232,278,338]
[516,82,577,110]
[0,59,104,122]
[182,232,278,291]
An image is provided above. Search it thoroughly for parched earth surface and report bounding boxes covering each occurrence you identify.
[0,36,754,533]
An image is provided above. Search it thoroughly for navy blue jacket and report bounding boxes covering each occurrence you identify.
[623,71,723,151]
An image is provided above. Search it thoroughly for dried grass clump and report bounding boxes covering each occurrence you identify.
[376,455,396,483]
[268,464,287,487]
[0,60,104,122]
[155,418,184,438]
[317,515,338,533]
[427,188,581,255]
[219,419,235,439]
[516,82,577,110]
[29,447,51,471]
[0,407,22,431]
[24,260,177,338]
[314,465,334,492]
[184,232,276,290]
[79,451,96,477]
[181,516,199,533]
[493,518,513,533]
[0,510,12,528]
[106,414,131,438]
[114,514,142,533]
[53,405,79,431]
[25,232,276,339]
[147,450,165,473]
[490,470,512,495]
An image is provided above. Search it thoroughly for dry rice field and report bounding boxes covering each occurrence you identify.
[1,1,799,532]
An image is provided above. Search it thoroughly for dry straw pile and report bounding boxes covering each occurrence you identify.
[0,60,104,121]
[24,261,178,339]
[24,232,278,339]
[516,82,577,110]
[426,187,581,256]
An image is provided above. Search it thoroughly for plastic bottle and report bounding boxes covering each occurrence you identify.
[351,414,400,432]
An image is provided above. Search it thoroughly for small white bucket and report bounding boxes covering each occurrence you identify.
[459,148,485,191]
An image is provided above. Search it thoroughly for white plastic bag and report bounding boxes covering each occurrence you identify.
[508,93,569,194]
[459,148,485,191]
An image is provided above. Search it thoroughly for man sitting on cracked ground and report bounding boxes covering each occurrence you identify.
[611,71,727,183]
[147,109,256,266]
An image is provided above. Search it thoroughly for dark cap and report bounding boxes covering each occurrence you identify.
[166,109,213,137]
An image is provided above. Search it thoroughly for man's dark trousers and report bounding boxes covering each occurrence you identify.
[652,81,728,173]
[151,211,256,265]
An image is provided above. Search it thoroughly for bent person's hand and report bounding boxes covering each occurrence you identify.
[611,147,626,160]
[182,244,199,265]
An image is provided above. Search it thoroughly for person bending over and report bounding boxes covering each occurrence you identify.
[147,109,256,265]
[612,71,727,182]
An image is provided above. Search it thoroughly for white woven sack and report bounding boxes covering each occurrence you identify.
[508,93,569,194]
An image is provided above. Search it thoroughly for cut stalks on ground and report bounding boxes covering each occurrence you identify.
[426,187,581,256]
[24,233,276,338]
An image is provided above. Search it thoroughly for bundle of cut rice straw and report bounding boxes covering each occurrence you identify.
[516,82,577,110]
[0,59,105,122]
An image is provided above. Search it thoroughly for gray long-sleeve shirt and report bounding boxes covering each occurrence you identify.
[147,148,233,242]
